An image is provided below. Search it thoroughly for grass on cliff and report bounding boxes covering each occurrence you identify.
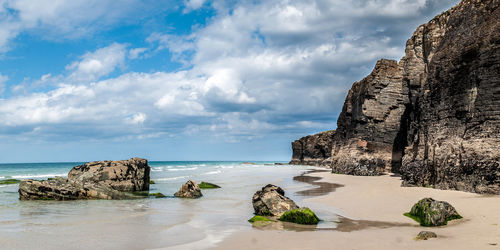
[0,179,21,185]
[279,208,320,225]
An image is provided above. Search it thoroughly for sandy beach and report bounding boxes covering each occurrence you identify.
[215,171,500,250]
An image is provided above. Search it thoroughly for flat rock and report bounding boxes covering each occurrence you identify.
[416,231,437,240]
[19,158,150,200]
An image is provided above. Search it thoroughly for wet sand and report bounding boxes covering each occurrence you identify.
[215,171,500,250]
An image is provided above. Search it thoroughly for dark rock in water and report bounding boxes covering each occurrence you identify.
[174,180,202,198]
[252,184,299,217]
[415,231,437,240]
[198,182,221,189]
[404,198,462,226]
[289,0,500,193]
[279,207,320,225]
[290,130,335,166]
[18,158,150,200]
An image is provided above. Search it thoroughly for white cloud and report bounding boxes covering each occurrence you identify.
[66,43,127,82]
[0,0,460,142]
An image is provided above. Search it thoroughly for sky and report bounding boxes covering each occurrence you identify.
[0,0,459,163]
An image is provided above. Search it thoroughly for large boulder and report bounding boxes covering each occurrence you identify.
[174,180,202,198]
[19,158,150,200]
[252,184,299,217]
[68,158,150,192]
[279,207,320,225]
[404,198,462,226]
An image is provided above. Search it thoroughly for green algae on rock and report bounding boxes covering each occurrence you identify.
[149,180,156,184]
[405,198,462,226]
[0,179,21,185]
[248,215,271,223]
[149,193,166,198]
[279,207,320,225]
[199,182,221,189]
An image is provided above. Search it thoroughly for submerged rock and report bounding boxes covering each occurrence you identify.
[174,180,202,198]
[149,192,167,198]
[279,207,320,225]
[415,231,437,240]
[404,198,462,226]
[252,184,299,217]
[18,158,150,200]
[198,182,221,189]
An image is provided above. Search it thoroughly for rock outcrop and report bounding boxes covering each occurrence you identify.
[19,158,150,200]
[290,0,500,193]
[252,184,299,217]
[174,180,203,198]
[290,130,335,166]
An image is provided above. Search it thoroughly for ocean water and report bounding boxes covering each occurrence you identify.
[0,161,340,249]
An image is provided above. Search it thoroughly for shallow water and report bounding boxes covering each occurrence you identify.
[0,161,342,249]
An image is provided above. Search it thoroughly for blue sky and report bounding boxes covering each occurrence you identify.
[0,0,459,163]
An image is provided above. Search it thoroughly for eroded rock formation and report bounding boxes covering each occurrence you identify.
[174,180,203,198]
[19,158,150,200]
[290,0,500,193]
[290,130,335,166]
[252,184,299,217]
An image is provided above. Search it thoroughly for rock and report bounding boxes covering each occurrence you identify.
[248,215,272,223]
[0,179,21,185]
[19,158,150,200]
[252,184,299,217]
[279,207,320,225]
[174,180,202,198]
[198,182,221,189]
[289,0,500,193]
[149,180,155,184]
[415,231,437,240]
[290,130,335,166]
[404,198,462,226]
[149,192,167,198]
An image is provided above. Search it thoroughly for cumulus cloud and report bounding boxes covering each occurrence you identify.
[66,43,127,82]
[0,0,459,143]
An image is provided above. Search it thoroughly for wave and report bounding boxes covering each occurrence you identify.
[155,176,190,181]
[167,167,198,172]
[202,170,222,175]
[11,173,66,179]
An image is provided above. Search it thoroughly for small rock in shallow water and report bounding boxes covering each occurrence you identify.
[404,198,462,226]
[415,231,437,240]
[198,182,221,189]
[174,180,202,198]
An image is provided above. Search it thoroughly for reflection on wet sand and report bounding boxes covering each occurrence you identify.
[293,169,344,197]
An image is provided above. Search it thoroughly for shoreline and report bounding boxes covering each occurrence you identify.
[215,170,500,250]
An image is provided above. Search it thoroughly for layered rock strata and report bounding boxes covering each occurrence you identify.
[19,158,150,200]
[290,0,500,193]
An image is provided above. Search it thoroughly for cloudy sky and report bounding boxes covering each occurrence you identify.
[0,0,459,163]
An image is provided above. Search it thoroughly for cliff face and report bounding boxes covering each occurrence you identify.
[290,0,500,194]
[400,0,500,194]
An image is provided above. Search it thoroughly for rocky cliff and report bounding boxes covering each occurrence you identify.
[290,0,500,193]
[290,130,335,166]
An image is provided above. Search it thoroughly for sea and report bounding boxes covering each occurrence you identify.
[0,161,341,249]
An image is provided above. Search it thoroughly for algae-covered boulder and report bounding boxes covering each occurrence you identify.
[279,207,320,225]
[252,184,299,217]
[404,198,462,226]
[149,180,156,184]
[248,215,271,223]
[199,182,221,189]
[174,180,202,198]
